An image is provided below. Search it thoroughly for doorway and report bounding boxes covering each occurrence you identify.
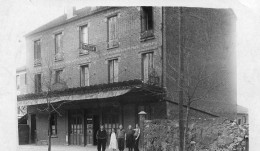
[93,115,100,145]
[69,110,84,145]
[30,114,36,143]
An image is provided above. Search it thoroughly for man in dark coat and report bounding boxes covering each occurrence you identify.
[96,125,107,151]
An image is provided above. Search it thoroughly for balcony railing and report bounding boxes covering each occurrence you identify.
[107,40,119,49]
[34,58,42,66]
[79,43,96,55]
[140,30,154,41]
[55,52,64,61]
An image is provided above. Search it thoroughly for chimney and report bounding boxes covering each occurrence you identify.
[66,6,76,19]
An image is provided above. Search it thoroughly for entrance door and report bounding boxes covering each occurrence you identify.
[69,110,84,145]
[93,115,100,145]
[31,114,36,143]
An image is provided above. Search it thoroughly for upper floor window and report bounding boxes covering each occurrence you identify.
[50,113,57,136]
[107,15,119,49]
[34,40,41,66]
[142,52,154,83]
[78,25,96,55]
[55,70,63,83]
[108,59,118,83]
[54,33,64,61]
[16,75,20,90]
[25,73,27,85]
[55,33,62,54]
[34,73,42,93]
[80,25,88,46]
[80,65,89,87]
[140,7,154,40]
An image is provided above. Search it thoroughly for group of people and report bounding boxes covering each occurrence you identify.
[96,124,141,151]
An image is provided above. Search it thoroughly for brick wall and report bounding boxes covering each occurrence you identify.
[25,7,163,94]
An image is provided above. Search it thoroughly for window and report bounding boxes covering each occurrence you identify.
[140,7,154,40]
[80,25,88,46]
[34,40,41,65]
[107,16,119,48]
[55,70,63,83]
[25,73,27,85]
[16,75,20,90]
[50,113,57,136]
[238,118,241,125]
[34,74,41,93]
[55,33,62,55]
[108,59,118,83]
[141,7,153,32]
[142,52,154,83]
[243,116,247,123]
[80,65,89,87]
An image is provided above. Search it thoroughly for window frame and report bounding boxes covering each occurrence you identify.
[80,64,90,87]
[34,39,41,60]
[25,73,27,85]
[107,15,119,49]
[50,113,57,136]
[79,24,89,48]
[54,32,62,55]
[55,69,63,83]
[16,75,20,90]
[141,52,154,83]
[108,59,119,83]
[141,6,154,32]
[34,73,42,93]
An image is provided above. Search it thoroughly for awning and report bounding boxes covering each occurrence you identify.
[17,89,131,106]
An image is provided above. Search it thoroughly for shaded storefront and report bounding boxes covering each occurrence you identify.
[18,80,166,146]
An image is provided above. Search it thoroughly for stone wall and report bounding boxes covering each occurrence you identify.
[143,119,249,151]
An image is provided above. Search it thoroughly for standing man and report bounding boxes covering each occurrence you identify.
[133,124,140,151]
[96,125,107,151]
[117,124,126,151]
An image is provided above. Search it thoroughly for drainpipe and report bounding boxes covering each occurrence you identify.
[161,7,166,88]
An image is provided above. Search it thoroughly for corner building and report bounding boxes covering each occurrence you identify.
[18,7,237,146]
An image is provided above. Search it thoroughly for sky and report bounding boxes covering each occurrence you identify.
[0,0,260,150]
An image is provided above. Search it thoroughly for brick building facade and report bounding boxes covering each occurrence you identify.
[17,7,236,146]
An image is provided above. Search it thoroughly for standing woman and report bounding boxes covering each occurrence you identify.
[126,125,135,151]
[117,124,126,151]
[109,128,118,151]
[133,124,140,151]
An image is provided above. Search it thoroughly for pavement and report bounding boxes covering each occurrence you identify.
[18,145,98,151]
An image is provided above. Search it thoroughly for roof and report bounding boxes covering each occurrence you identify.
[17,79,165,102]
[25,6,116,37]
[237,105,248,114]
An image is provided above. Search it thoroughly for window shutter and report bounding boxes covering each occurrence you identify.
[60,33,63,52]
[143,54,148,82]
[85,66,89,86]
[114,60,118,82]
[109,60,113,83]
[34,75,37,93]
[34,42,36,60]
